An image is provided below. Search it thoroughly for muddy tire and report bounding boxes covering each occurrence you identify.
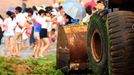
[87,12,109,75]
[107,11,134,75]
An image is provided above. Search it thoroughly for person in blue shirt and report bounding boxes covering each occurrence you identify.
[64,13,79,25]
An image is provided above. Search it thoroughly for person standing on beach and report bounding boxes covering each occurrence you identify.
[32,9,44,58]
[14,6,26,56]
[3,11,16,56]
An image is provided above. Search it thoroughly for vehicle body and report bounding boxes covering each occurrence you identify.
[56,25,89,74]
[57,0,134,75]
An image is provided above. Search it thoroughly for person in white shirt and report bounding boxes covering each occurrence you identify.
[43,11,52,36]
[3,11,17,56]
[29,6,38,48]
[44,14,52,33]
[22,8,33,49]
[43,11,57,44]
[56,6,65,26]
[38,10,50,58]
[14,6,26,56]
[32,9,44,58]
[83,5,92,22]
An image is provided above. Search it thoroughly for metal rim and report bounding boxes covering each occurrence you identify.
[91,30,103,63]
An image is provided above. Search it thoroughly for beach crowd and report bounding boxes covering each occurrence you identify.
[0,0,106,58]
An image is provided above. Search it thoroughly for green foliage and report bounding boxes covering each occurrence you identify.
[0,56,8,63]
[0,55,64,75]
[29,55,60,74]
[77,22,88,26]
[54,69,64,75]
[9,57,24,64]
[0,57,15,75]
[65,21,88,26]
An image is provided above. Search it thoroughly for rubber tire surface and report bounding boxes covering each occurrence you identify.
[107,11,134,75]
[87,12,109,75]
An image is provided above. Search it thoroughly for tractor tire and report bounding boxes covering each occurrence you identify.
[87,11,109,75]
[107,11,134,75]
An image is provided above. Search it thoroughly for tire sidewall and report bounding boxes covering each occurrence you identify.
[87,13,108,75]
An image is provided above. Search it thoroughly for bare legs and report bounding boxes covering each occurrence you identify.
[4,37,16,57]
[39,38,50,57]
[14,32,22,57]
[4,38,9,56]
[32,39,41,58]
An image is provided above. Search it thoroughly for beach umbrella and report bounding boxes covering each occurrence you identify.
[62,2,86,19]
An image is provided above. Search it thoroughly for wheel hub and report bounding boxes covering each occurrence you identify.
[91,30,103,63]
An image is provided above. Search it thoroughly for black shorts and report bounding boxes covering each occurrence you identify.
[40,28,48,39]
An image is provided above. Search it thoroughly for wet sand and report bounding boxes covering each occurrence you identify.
[0,41,57,59]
